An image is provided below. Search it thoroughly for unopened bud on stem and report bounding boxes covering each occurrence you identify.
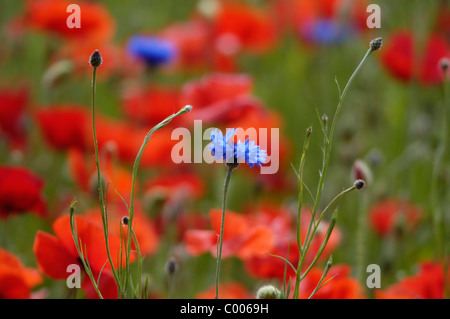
[439,57,449,73]
[354,179,365,190]
[369,37,383,51]
[165,257,179,276]
[256,285,281,299]
[121,216,129,225]
[89,50,103,67]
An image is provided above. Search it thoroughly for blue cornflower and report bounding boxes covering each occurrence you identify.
[209,128,267,168]
[300,19,353,45]
[127,35,177,67]
[235,138,267,168]
[209,128,237,162]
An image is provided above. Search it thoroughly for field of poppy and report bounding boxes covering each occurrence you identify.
[0,0,449,300]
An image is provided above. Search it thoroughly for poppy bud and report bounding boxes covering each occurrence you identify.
[439,57,449,73]
[165,257,179,276]
[183,105,193,112]
[89,50,103,67]
[354,179,365,190]
[256,285,281,299]
[352,159,373,186]
[370,37,383,51]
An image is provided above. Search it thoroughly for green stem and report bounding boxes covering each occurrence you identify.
[293,45,374,299]
[297,128,312,251]
[125,105,192,293]
[299,185,356,279]
[430,68,449,297]
[215,166,234,299]
[91,66,123,297]
[355,192,368,284]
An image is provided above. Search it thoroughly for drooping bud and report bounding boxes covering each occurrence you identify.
[256,285,281,299]
[352,159,373,187]
[89,49,103,67]
[369,37,383,51]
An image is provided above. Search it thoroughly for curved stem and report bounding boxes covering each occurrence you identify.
[215,166,234,299]
[125,105,192,292]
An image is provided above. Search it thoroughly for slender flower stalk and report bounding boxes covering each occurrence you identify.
[430,58,449,297]
[215,165,234,299]
[292,38,381,299]
[69,200,103,299]
[208,128,266,299]
[125,104,192,293]
[89,50,123,297]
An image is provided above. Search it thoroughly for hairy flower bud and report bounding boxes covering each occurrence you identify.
[369,37,383,51]
[256,285,281,299]
[89,49,103,67]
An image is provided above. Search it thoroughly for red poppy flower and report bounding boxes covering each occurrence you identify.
[0,86,28,150]
[34,214,125,275]
[181,73,252,110]
[96,118,180,168]
[33,213,132,298]
[369,198,422,237]
[23,0,115,44]
[380,31,449,85]
[82,204,160,257]
[67,148,136,202]
[184,209,274,260]
[160,20,209,69]
[35,106,89,151]
[211,3,277,53]
[244,207,341,280]
[273,0,368,43]
[435,4,450,39]
[196,281,253,299]
[175,211,209,243]
[121,86,182,126]
[144,172,205,234]
[293,265,366,299]
[0,248,42,299]
[54,42,135,78]
[0,166,46,219]
[376,262,449,299]
[145,172,205,202]
[160,19,237,72]
[180,73,270,127]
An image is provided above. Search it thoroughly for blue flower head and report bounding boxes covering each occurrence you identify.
[127,35,177,67]
[209,128,267,168]
[300,19,353,45]
[209,128,237,162]
[235,138,267,168]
